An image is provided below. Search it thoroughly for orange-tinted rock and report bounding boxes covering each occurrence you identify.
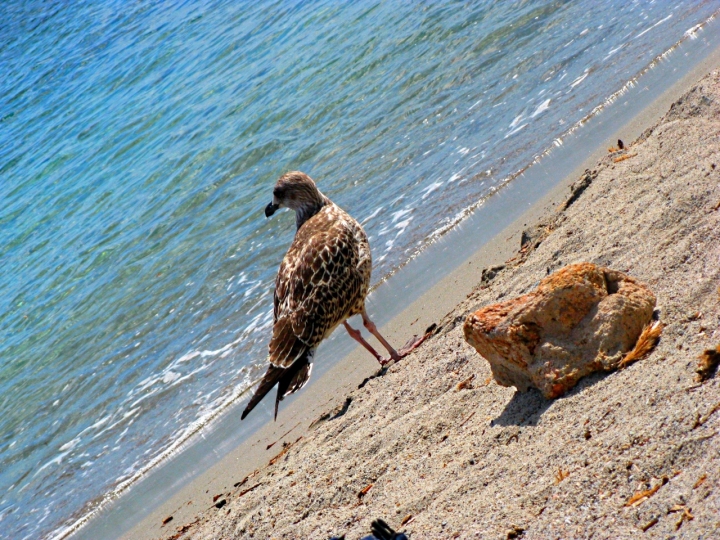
[463,263,656,398]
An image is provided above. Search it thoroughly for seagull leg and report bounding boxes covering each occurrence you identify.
[361,309,427,365]
[343,322,385,364]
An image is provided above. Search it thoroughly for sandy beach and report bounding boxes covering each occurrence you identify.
[125,59,720,540]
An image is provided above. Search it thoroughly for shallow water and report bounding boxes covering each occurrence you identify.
[1,1,718,538]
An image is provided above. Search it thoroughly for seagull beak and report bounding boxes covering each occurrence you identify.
[265,202,279,218]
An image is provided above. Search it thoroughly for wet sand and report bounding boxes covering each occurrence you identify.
[125,54,720,540]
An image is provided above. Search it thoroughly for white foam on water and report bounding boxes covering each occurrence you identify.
[360,206,383,225]
[531,98,551,118]
[505,122,528,138]
[161,371,181,384]
[59,437,82,453]
[468,99,483,110]
[569,71,588,89]
[509,113,524,129]
[420,180,443,199]
[604,43,625,60]
[390,207,412,223]
[32,450,72,480]
[393,217,413,237]
[686,23,703,39]
[636,14,673,39]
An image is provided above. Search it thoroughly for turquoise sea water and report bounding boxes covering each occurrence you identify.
[1,1,719,538]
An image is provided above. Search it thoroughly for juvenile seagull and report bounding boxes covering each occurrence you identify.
[241,171,425,420]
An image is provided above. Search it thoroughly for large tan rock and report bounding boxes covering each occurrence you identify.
[463,263,656,398]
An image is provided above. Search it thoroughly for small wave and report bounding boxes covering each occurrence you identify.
[636,14,672,39]
[49,365,259,540]
[603,43,625,61]
[360,206,383,225]
[508,113,524,129]
[59,437,82,453]
[392,217,413,238]
[420,180,443,199]
[569,71,588,89]
[390,207,412,223]
[367,7,720,293]
[685,23,703,39]
[505,122,528,138]
[531,98,551,118]
[32,450,72,480]
[468,99,483,111]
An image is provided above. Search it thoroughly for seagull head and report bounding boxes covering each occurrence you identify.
[266,171,329,225]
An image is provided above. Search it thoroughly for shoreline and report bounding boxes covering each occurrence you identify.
[105,44,720,540]
[64,21,720,538]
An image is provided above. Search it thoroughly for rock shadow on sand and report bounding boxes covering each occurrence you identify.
[492,371,608,427]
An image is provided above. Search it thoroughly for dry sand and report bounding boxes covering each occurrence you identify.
[136,69,720,540]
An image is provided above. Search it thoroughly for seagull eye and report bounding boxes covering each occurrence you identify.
[273,188,283,198]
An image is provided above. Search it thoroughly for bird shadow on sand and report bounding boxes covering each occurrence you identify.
[492,371,608,427]
[309,396,354,430]
[357,366,390,389]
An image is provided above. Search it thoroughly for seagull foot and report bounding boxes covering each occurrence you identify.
[397,333,428,357]
[378,334,428,366]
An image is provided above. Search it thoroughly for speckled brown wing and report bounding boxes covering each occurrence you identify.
[268,205,369,368]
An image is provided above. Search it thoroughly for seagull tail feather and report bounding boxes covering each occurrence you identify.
[274,350,314,420]
[241,365,285,420]
[241,348,314,421]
